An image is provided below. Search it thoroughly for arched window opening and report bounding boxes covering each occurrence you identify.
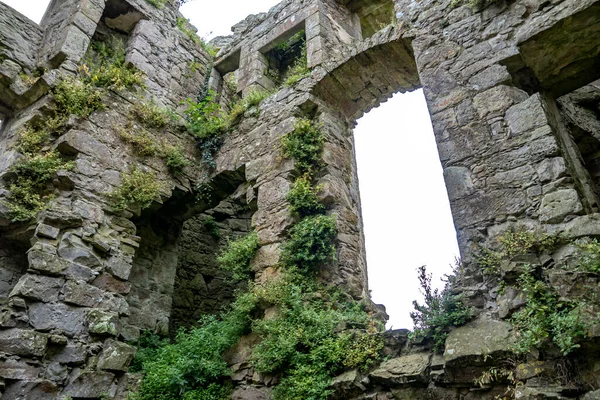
[354,89,460,329]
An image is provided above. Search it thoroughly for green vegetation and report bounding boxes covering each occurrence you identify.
[134,111,383,398]
[201,215,220,239]
[574,238,600,274]
[163,146,189,174]
[252,274,383,400]
[145,0,167,8]
[132,101,169,129]
[184,87,272,169]
[283,42,309,87]
[287,175,325,217]
[7,152,73,222]
[9,76,103,222]
[112,167,161,211]
[281,118,325,177]
[217,232,260,280]
[282,214,338,273]
[176,17,218,57]
[511,264,590,356]
[410,265,473,352]
[119,127,161,157]
[80,35,144,91]
[475,228,559,275]
[132,291,258,400]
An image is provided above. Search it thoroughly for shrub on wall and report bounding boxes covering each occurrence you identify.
[112,167,161,211]
[281,118,324,176]
[410,265,473,352]
[218,232,260,281]
[282,214,338,273]
[511,265,590,355]
[287,175,325,217]
[80,35,144,91]
[7,152,74,222]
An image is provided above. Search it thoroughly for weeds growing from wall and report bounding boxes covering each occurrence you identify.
[283,42,309,87]
[80,35,144,91]
[134,114,384,399]
[112,167,161,212]
[282,214,338,273]
[475,228,559,275]
[7,152,74,221]
[8,77,103,222]
[218,232,260,281]
[410,265,473,352]
[287,175,325,217]
[511,264,590,356]
[176,17,217,57]
[281,118,325,177]
[201,215,220,239]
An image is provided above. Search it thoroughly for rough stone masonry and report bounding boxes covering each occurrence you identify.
[0,0,600,398]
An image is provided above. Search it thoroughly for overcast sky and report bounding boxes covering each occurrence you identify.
[1,0,459,329]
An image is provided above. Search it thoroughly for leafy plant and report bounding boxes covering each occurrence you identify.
[130,331,170,372]
[217,232,260,281]
[119,128,161,157]
[145,0,167,8]
[228,88,272,121]
[410,265,473,352]
[475,228,559,275]
[282,214,337,273]
[176,18,218,57]
[80,35,144,91]
[252,275,383,400]
[283,42,309,87]
[574,238,600,274]
[164,146,189,174]
[7,152,73,221]
[281,118,324,176]
[133,291,258,400]
[112,167,161,211]
[200,215,220,239]
[511,265,590,355]
[287,175,325,217]
[132,101,169,129]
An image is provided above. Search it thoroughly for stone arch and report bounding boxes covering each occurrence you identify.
[124,167,258,337]
[311,26,421,121]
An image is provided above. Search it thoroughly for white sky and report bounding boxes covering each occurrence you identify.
[1,0,459,329]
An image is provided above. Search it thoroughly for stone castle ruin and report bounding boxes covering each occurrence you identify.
[0,0,599,398]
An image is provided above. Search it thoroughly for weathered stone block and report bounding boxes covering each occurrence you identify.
[10,274,64,302]
[92,272,131,294]
[35,223,60,240]
[505,94,548,136]
[444,319,514,365]
[539,188,583,223]
[444,166,475,201]
[87,309,120,336]
[97,340,136,372]
[370,353,431,385]
[58,233,102,268]
[0,328,48,357]
[64,370,116,398]
[1,379,58,400]
[0,359,41,380]
[29,302,88,336]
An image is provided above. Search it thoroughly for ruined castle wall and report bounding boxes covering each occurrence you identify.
[0,0,600,398]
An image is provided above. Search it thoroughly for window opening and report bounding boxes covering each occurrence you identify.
[354,89,460,329]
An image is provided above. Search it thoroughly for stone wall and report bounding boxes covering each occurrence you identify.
[0,0,599,398]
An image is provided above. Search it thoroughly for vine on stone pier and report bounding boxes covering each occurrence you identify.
[132,116,384,400]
